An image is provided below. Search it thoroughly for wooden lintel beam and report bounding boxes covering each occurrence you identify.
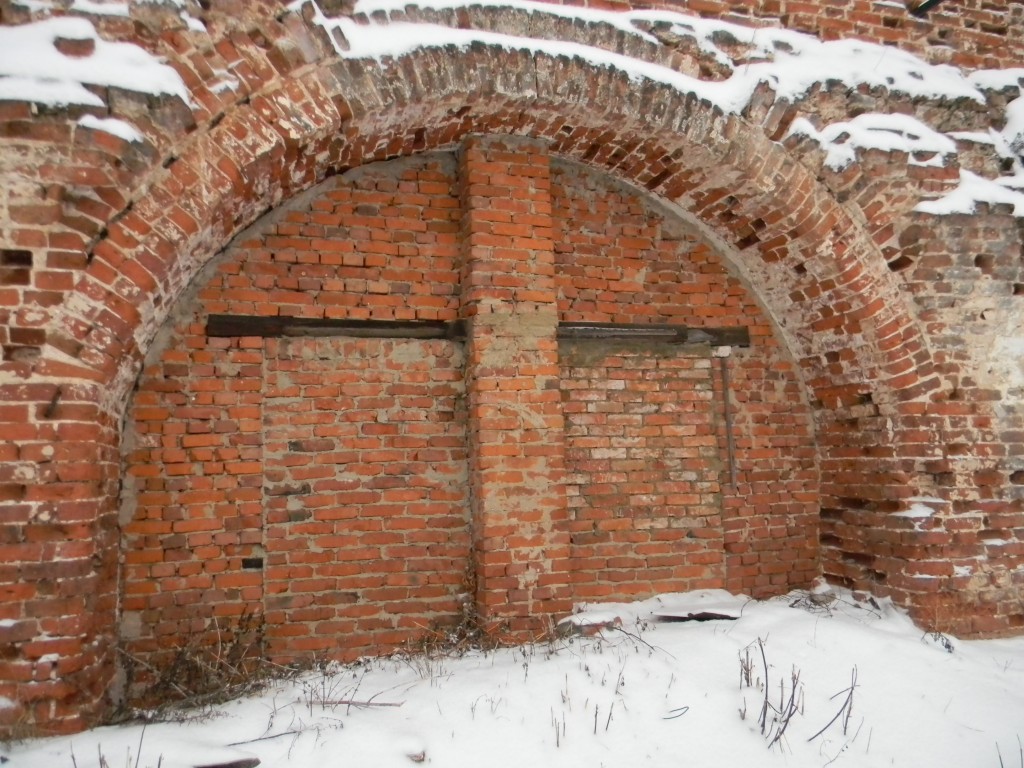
[206,315,750,347]
[557,322,750,347]
[206,314,466,340]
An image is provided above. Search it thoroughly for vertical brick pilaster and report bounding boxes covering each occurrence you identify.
[459,135,571,633]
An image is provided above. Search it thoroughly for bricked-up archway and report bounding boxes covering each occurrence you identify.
[3,1,1021,735]
[118,148,820,687]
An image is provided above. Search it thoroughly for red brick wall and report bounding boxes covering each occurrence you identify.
[552,163,819,600]
[121,149,818,675]
[198,155,461,323]
[122,330,264,665]
[3,0,1023,734]
[458,136,573,633]
[561,345,727,599]
[262,337,469,659]
[122,155,468,673]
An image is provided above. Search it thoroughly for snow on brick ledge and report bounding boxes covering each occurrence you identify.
[291,0,1024,217]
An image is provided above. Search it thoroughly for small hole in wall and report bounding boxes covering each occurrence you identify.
[1010,471,1024,485]
[736,232,760,249]
[0,249,32,266]
[1014,283,1024,296]
[829,574,854,590]
[974,253,995,273]
[887,254,914,272]
[793,262,807,275]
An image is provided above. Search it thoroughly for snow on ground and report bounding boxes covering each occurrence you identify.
[6,588,1024,768]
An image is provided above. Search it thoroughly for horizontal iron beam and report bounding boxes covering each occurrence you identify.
[206,314,465,339]
[557,322,750,347]
[207,315,750,347]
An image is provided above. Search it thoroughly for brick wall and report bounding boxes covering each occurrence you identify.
[122,155,469,678]
[120,145,818,681]
[262,337,469,659]
[551,162,818,599]
[546,0,1024,69]
[1,0,1023,737]
[822,212,1024,635]
[561,343,727,599]
[458,136,573,633]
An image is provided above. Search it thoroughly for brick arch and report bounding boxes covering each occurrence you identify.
[5,40,942,733]
[52,46,935,416]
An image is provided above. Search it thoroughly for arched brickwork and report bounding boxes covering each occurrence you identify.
[1,0,1023,736]
[491,0,1024,70]
[118,152,821,687]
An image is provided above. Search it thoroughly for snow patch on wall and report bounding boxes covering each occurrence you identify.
[355,0,658,42]
[351,0,983,103]
[12,0,54,11]
[969,68,1024,92]
[78,114,144,142]
[0,16,191,107]
[915,171,1024,216]
[1004,97,1024,155]
[127,0,209,32]
[292,0,1024,217]
[788,114,957,170]
[892,503,937,519]
[71,0,130,16]
[318,0,988,111]
[0,75,103,107]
